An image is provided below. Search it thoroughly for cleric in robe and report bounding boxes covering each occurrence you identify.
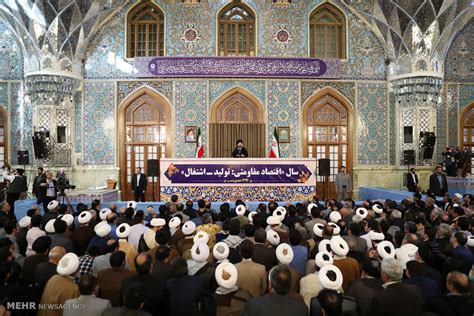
[232,140,248,158]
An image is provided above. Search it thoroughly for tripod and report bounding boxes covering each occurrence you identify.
[57,189,73,212]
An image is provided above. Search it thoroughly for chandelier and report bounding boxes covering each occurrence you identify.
[391,76,443,105]
[25,74,80,104]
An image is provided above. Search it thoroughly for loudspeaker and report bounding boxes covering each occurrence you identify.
[427,133,436,147]
[32,133,47,159]
[318,158,330,177]
[147,159,159,177]
[403,150,415,165]
[423,147,434,159]
[17,151,29,165]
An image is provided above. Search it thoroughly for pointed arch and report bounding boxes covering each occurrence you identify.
[302,87,353,198]
[210,87,264,123]
[126,1,165,58]
[118,86,172,200]
[308,2,347,59]
[209,87,265,158]
[217,2,256,56]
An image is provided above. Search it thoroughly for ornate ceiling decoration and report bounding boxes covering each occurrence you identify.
[0,0,130,75]
[343,0,473,76]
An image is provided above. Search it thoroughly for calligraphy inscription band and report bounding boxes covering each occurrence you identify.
[133,57,340,78]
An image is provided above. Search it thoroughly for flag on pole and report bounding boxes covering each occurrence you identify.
[195,127,204,158]
[269,127,280,158]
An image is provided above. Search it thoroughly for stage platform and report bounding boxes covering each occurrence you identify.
[359,187,446,202]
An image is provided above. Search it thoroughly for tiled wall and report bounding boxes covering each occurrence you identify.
[0,21,23,80]
[82,82,116,165]
[267,81,300,158]
[356,83,388,165]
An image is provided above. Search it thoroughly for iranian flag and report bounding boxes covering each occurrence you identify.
[195,127,204,158]
[269,127,280,158]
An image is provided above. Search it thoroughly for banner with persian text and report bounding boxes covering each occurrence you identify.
[159,158,317,202]
[134,57,340,79]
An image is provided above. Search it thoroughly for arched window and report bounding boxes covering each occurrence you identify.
[461,103,474,175]
[209,88,265,157]
[218,3,255,56]
[303,89,352,198]
[127,2,165,58]
[309,3,346,59]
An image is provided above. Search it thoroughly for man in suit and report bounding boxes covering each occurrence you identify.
[236,239,267,297]
[131,167,147,202]
[3,168,26,220]
[151,246,173,283]
[102,284,151,316]
[64,274,111,316]
[121,253,167,315]
[368,258,424,316]
[429,271,474,316]
[406,167,419,192]
[242,264,308,316]
[252,228,278,272]
[50,219,74,253]
[335,166,352,201]
[32,167,45,204]
[429,165,448,196]
[98,251,136,306]
[166,257,208,316]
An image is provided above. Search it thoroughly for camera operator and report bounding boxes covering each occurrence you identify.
[3,167,26,220]
[441,146,457,177]
[39,170,58,213]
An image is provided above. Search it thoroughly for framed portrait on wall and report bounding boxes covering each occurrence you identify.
[185,126,197,143]
[278,127,290,143]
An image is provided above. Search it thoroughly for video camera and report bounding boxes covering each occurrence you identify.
[57,171,76,192]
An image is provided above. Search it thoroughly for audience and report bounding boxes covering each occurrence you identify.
[1,192,473,316]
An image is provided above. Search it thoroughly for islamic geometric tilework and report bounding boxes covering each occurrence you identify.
[83,81,115,165]
[459,84,474,112]
[357,83,388,165]
[75,91,82,153]
[436,94,447,159]
[307,95,348,125]
[419,109,431,132]
[445,20,474,82]
[301,81,355,106]
[253,1,307,57]
[209,80,265,106]
[117,81,173,105]
[10,83,33,164]
[0,83,8,108]
[166,3,215,56]
[389,93,397,165]
[400,109,415,155]
[84,8,134,79]
[267,81,300,158]
[341,12,386,80]
[174,81,208,158]
[447,85,459,147]
[0,21,23,80]
[160,185,316,202]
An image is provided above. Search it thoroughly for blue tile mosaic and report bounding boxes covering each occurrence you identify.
[83,81,115,165]
[447,85,458,147]
[174,81,208,158]
[357,83,388,164]
[267,81,300,158]
[209,80,265,106]
[0,21,23,80]
[445,20,473,83]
